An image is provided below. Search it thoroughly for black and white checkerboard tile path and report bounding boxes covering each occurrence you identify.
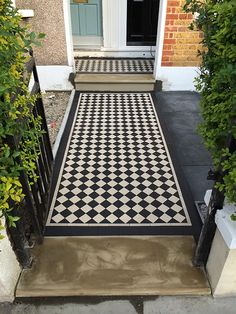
[46,93,192,231]
[75,58,154,73]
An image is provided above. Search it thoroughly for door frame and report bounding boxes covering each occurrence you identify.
[63,0,167,78]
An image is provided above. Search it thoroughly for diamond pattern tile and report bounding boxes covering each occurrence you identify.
[75,59,154,73]
[47,93,191,227]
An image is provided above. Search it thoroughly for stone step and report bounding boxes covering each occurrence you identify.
[16,236,210,297]
[74,73,155,91]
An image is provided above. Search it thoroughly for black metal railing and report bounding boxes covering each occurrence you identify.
[5,52,53,268]
[193,135,236,266]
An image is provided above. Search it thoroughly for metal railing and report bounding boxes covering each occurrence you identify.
[5,52,53,268]
[193,135,236,266]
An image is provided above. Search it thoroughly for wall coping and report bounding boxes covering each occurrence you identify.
[18,9,34,18]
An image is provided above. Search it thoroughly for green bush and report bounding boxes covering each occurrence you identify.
[184,0,236,214]
[0,0,44,238]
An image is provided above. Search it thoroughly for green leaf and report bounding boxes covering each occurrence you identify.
[38,33,46,39]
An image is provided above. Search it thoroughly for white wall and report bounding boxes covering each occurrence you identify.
[0,219,21,302]
[206,203,236,296]
[37,66,74,91]
[155,66,199,91]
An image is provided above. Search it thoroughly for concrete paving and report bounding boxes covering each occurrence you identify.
[144,296,236,314]
[1,296,236,314]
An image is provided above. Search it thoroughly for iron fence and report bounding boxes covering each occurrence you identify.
[5,52,53,268]
[193,135,236,266]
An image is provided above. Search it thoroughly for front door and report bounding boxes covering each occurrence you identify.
[70,0,103,47]
[127,0,159,46]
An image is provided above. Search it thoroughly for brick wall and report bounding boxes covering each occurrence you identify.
[162,0,202,66]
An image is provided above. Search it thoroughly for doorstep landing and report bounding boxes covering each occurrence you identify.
[16,236,210,297]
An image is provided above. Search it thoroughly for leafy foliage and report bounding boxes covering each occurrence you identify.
[184,0,236,208]
[0,0,45,238]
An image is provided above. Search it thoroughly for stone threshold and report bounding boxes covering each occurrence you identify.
[16,236,210,297]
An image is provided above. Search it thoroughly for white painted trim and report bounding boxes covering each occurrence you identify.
[102,0,120,50]
[156,0,168,67]
[64,0,74,68]
[154,0,167,77]
[216,204,236,249]
[53,90,75,157]
[37,66,73,91]
[155,66,199,91]
[204,189,212,207]
[118,0,128,49]
[74,50,153,58]
[18,9,34,18]
[101,47,155,52]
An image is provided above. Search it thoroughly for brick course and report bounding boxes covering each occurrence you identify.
[161,0,202,67]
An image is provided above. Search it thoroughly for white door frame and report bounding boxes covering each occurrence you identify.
[102,0,162,53]
[154,0,167,78]
[64,0,167,74]
[64,0,75,68]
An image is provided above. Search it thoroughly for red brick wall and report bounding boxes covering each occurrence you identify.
[161,0,202,66]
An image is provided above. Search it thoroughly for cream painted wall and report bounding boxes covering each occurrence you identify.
[207,205,236,296]
[207,229,236,296]
[0,219,21,302]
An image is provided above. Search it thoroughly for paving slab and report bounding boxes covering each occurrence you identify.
[183,166,213,201]
[154,91,213,201]
[1,296,236,314]
[0,300,138,314]
[144,296,236,314]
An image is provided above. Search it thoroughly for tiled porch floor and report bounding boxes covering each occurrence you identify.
[75,58,154,73]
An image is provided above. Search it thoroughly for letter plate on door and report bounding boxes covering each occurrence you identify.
[73,0,88,3]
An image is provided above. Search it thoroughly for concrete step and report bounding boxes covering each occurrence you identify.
[16,236,210,297]
[74,73,155,91]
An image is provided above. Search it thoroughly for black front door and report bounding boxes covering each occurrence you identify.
[127,0,159,46]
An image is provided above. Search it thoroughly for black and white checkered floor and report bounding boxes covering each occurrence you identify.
[46,93,193,235]
[75,58,154,73]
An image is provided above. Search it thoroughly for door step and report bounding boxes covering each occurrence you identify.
[74,73,155,91]
[16,236,210,297]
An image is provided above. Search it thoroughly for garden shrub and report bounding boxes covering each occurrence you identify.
[0,0,44,238]
[184,0,236,215]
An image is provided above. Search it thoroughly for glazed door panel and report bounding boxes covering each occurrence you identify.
[127,0,159,46]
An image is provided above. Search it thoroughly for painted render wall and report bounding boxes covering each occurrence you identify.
[16,0,68,66]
